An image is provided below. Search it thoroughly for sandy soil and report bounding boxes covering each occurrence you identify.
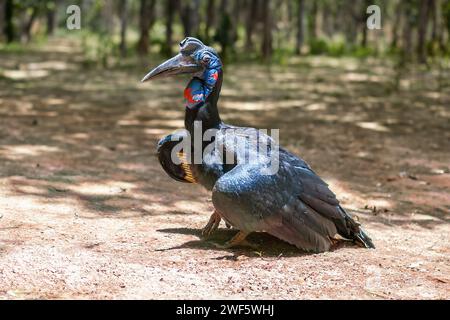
[0,39,449,299]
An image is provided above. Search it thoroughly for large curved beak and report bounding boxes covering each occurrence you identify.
[141,54,202,82]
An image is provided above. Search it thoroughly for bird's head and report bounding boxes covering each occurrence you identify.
[141,37,222,83]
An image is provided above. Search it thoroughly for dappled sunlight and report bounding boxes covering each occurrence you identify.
[2,69,49,80]
[364,198,394,210]
[0,145,60,160]
[223,101,265,111]
[223,99,310,111]
[40,39,82,54]
[1,58,76,81]
[324,177,386,212]
[116,162,152,173]
[356,121,390,132]
[172,200,210,214]
[307,56,359,69]
[44,97,67,106]
[342,72,386,83]
[0,0,450,298]
[409,212,445,223]
[402,158,449,173]
[142,199,209,216]
[0,41,447,243]
[0,190,79,222]
[0,39,448,300]
[304,103,327,111]
[144,128,171,136]
[147,119,185,129]
[117,119,143,126]
[5,177,51,196]
[69,133,90,140]
[6,101,34,113]
[118,118,184,129]
[22,61,76,71]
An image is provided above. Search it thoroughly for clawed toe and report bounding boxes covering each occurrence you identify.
[201,211,221,238]
[211,231,252,249]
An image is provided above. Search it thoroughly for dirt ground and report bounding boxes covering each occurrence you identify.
[0,39,449,299]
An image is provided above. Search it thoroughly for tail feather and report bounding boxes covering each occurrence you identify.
[354,227,375,249]
[338,205,375,249]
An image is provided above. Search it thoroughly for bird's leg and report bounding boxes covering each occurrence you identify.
[213,231,251,249]
[201,210,221,238]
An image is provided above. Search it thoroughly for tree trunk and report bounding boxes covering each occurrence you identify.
[216,0,231,58]
[101,0,114,34]
[417,0,432,63]
[322,3,332,37]
[430,0,444,52]
[179,0,200,37]
[230,0,241,45]
[119,0,128,57]
[46,1,57,36]
[296,0,305,54]
[245,0,257,50]
[179,2,191,37]
[0,0,5,41]
[430,0,438,42]
[192,0,201,37]
[285,0,293,42]
[163,0,176,56]
[391,1,403,49]
[204,0,216,42]
[309,0,318,39]
[402,2,414,61]
[344,2,358,44]
[137,0,156,56]
[261,0,272,61]
[361,23,368,47]
[433,0,446,51]
[446,0,450,51]
[360,0,372,47]
[4,0,13,43]
[22,6,39,43]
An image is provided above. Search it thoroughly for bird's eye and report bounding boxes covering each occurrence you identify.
[202,55,210,63]
[199,52,211,65]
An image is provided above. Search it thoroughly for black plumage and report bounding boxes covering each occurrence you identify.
[143,37,374,252]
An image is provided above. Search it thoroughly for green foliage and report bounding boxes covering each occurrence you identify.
[78,31,116,68]
[445,1,450,34]
[327,42,346,57]
[0,42,29,54]
[272,47,295,65]
[306,38,376,59]
[352,46,377,58]
[308,39,329,55]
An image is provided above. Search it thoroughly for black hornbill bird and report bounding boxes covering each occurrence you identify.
[142,37,375,252]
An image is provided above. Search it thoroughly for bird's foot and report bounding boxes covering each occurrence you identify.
[212,231,255,249]
[330,238,340,247]
[201,211,221,238]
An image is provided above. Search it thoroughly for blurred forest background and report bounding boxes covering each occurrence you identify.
[0,0,449,65]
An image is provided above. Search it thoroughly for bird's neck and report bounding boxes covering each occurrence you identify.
[184,70,223,135]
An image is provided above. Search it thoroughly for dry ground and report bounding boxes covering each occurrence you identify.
[0,39,449,299]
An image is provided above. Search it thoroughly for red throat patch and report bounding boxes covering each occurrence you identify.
[184,87,194,103]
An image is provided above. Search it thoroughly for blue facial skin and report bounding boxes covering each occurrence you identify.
[184,49,222,109]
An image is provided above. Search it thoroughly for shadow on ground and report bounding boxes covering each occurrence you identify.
[0,38,449,299]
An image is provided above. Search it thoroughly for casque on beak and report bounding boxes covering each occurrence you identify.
[141,53,203,82]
